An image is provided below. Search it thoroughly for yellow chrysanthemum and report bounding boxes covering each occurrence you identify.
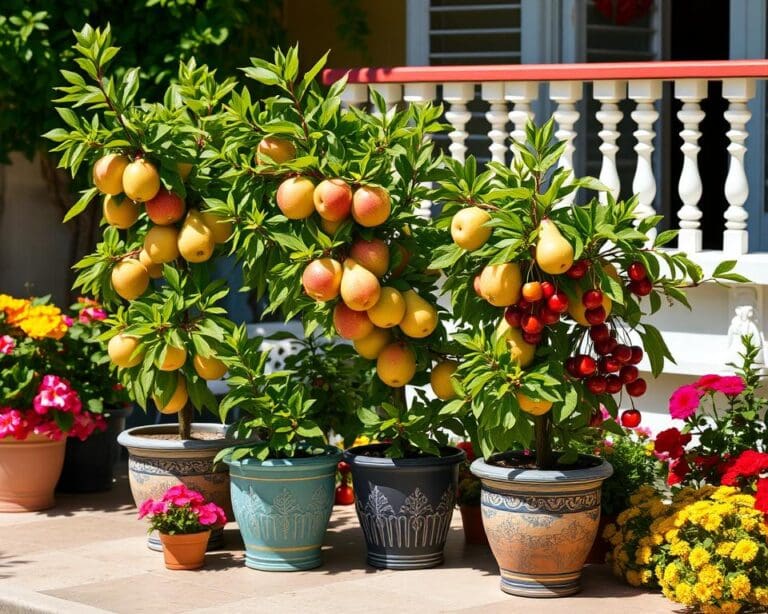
[671,540,691,558]
[665,528,681,543]
[640,569,653,585]
[694,582,712,603]
[731,539,759,563]
[754,587,768,606]
[618,550,630,564]
[617,507,641,526]
[698,565,724,591]
[635,545,652,566]
[654,564,664,582]
[675,582,696,606]
[663,563,681,585]
[625,570,641,587]
[716,541,735,556]
[690,546,711,569]
[720,602,741,614]
[740,516,758,531]
[729,574,751,600]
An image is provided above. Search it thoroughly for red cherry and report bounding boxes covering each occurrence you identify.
[582,289,604,309]
[565,356,581,378]
[625,378,647,397]
[541,281,556,299]
[598,356,621,374]
[585,306,607,325]
[547,292,569,314]
[521,314,544,335]
[522,281,544,303]
[517,298,531,311]
[589,410,604,427]
[620,409,642,428]
[565,259,589,279]
[629,346,644,365]
[589,324,610,342]
[335,484,355,505]
[619,365,639,384]
[337,461,351,474]
[540,307,560,326]
[628,262,647,282]
[577,355,597,378]
[629,279,652,297]
[504,305,523,328]
[612,345,632,364]
[522,331,542,345]
[595,337,618,356]
[586,375,607,394]
[605,375,623,394]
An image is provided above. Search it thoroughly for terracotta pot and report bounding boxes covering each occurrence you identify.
[471,453,613,598]
[459,504,488,545]
[0,434,66,512]
[585,513,616,564]
[159,530,211,570]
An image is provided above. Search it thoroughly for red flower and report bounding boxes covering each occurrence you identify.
[721,450,768,486]
[755,478,768,518]
[668,385,703,420]
[654,428,691,460]
[668,457,690,486]
[457,441,476,462]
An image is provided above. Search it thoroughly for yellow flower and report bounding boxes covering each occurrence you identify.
[640,569,653,585]
[625,570,641,587]
[716,541,735,556]
[703,514,723,532]
[731,539,759,563]
[698,565,724,593]
[650,533,663,545]
[665,528,680,543]
[603,524,617,539]
[675,582,696,606]
[663,563,681,585]
[617,507,641,526]
[670,540,690,558]
[729,574,751,600]
[720,602,741,614]
[635,545,652,565]
[690,546,711,569]
[618,549,629,564]
[740,515,758,531]
[694,582,712,603]
[754,587,768,606]
[654,564,664,582]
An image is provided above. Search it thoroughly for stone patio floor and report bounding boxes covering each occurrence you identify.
[0,466,678,614]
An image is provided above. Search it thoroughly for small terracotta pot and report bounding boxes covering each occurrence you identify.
[159,530,211,570]
[459,504,488,545]
[0,434,66,512]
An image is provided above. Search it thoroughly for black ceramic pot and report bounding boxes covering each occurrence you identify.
[57,405,133,493]
[343,443,465,570]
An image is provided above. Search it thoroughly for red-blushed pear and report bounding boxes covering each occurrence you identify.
[144,225,180,263]
[376,342,417,387]
[153,375,188,414]
[256,137,296,165]
[111,259,150,301]
[367,287,406,328]
[122,158,161,202]
[353,327,391,360]
[320,217,343,236]
[333,302,374,340]
[103,194,139,229]
[146,189,185,225]
[313,179,352,222]
[340,258,381,311]
[302,258,343,302]
[451,206,491,251]
[349,238,389,278]
[352,186,391,227]
[107,333,143,368]
[93,153,129,195]
[276,176,315,220]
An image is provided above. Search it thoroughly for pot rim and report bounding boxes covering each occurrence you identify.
[470,453,613,484]
[117,423,232,452]
[343,443,466,467]
[224,445,342,468]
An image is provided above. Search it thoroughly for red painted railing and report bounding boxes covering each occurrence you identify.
[322,59,768,85]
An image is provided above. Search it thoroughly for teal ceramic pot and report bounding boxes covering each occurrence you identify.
[227,447,342,571]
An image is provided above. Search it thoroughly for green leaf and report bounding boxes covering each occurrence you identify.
[63,187,99,223]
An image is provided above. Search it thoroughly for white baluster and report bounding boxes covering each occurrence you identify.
[481,82,508,164]
[341,84,368,109]
[443,83,474,163]
[722,78,756,256]
[550,81,582,206]
[505,81,538,157]
[675,79,707,254]
[629,80,662,243]
[404,83,437,219]
[594,80,626,204]
[369,83,402,118]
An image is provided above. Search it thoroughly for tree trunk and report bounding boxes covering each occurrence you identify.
[534,413,554,470]
[178,401,193,441]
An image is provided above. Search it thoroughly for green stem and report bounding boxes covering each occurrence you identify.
[534,413,554,470]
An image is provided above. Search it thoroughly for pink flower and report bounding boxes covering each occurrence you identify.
[0,409,30,440]
[693,374,722,391]
[0,335,15,355]
[68,413,107,441]
[194,502,227,526]
[668,384,703,420]
[162,484,205,507]
[138,498,156,519]
[33,376,82,415]
[62,315,74,327]
[709,375,746,396]
[79,307,107,323]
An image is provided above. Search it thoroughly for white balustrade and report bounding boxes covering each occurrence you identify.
[443,83,474,163]
[594,80,625,203]
[505,81,537,158]
[549,81,582,206]
[482,82,508,164]
[404,83,438,219]
[629,79,662,243]
[341,83,368,109]
[369,83,402,117]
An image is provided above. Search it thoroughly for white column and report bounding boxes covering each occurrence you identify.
[481,82,509,164]
[675,79,707,254]
[404,83,437,219]
[629,79,662,243]
[722,78,756,256]
[341,84,369,109]
[443,83,474,163]
[550,80,582,206]
[594,80,626,204]
[505,81,538,156]
[369,83,402,117]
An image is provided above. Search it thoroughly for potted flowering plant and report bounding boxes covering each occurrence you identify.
[433,121,745,596]
[139,484,227,570]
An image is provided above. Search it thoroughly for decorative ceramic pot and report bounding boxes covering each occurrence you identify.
[117,423,232,551]
[226,448,342,571]
[471,453,613,598]
[57,405,133,493]
[344,443,465,570]
[0,434,66,512]
[459,504,488,545]
[160,530,211,570]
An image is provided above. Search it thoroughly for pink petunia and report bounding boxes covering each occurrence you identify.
[709,375,746,396]
[79,307,107,323]
[138,498,156,519]
[162,484,205,507]
[0,335,15,355]
[194,502,227,526]
[0,409,30,440]
[62,315,74,327]
[693,374,722,391]
[668,384,703,420]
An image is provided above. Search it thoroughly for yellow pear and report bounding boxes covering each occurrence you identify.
[376,342,417,388]
[178,210,215,263]
[496,319,536,367]
[144,225,180,264]
[353,328,391,360]
[430,361,459,400]
[193,354,227,380]
[122,158,161,202]
[478,263,522,307]
[340,258,381,311]
[535,218,574,275]
[138,248,164,279]
[103,195,139,229]
[517,392,552,416]
[367,287,406,328]
[200,211,233,244]
[568,286,613,326]
[157,345,187,371]
[153,375,188,414]
[107,333,143,368]
[399,290,438,339]
[92,153,129,195]
[111,259,149,301]
[451,207,492,251]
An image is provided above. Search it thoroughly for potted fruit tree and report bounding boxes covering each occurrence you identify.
[432,121,745,597]
[46,25,238,548]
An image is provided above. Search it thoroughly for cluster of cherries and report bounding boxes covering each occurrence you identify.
[334,460,354,505]
[504,280,570,345]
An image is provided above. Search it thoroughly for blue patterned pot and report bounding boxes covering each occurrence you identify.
[226,448,342,571]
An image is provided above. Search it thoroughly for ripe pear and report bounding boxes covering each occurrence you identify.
[178,211,215,263]
[107,333,143,368]
[367,287,406,328]
[517,392,552,416]
[430,361,459,400]
[478,263,522,307]
[351,186,391,227]
[399,289,438,339]
[93,153,129,195]
[144,225,180,264]
[568,286,613,326]
[146,189,185,225]
[122,158,161,202]
[177,162,193,182]
[103,194,139,229]
[349,238,389,278]
[333,302,374,340]
[277,176,316,220]
[153,375,188,414]
[138,249,163,279]
[353,327,392,360]
[200,211,233,244]
[302,258,343,302]
[320,217,343,236]
[340,258,381,311]
[193,354,227,380]
[496,319,536,367]
[111,259,149,301]
[157,345,187,371]
[451,207,491,251]
[376,342,417,388]
[256,137,296,165]
[313,178,352,222]
[535,218,574,275]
